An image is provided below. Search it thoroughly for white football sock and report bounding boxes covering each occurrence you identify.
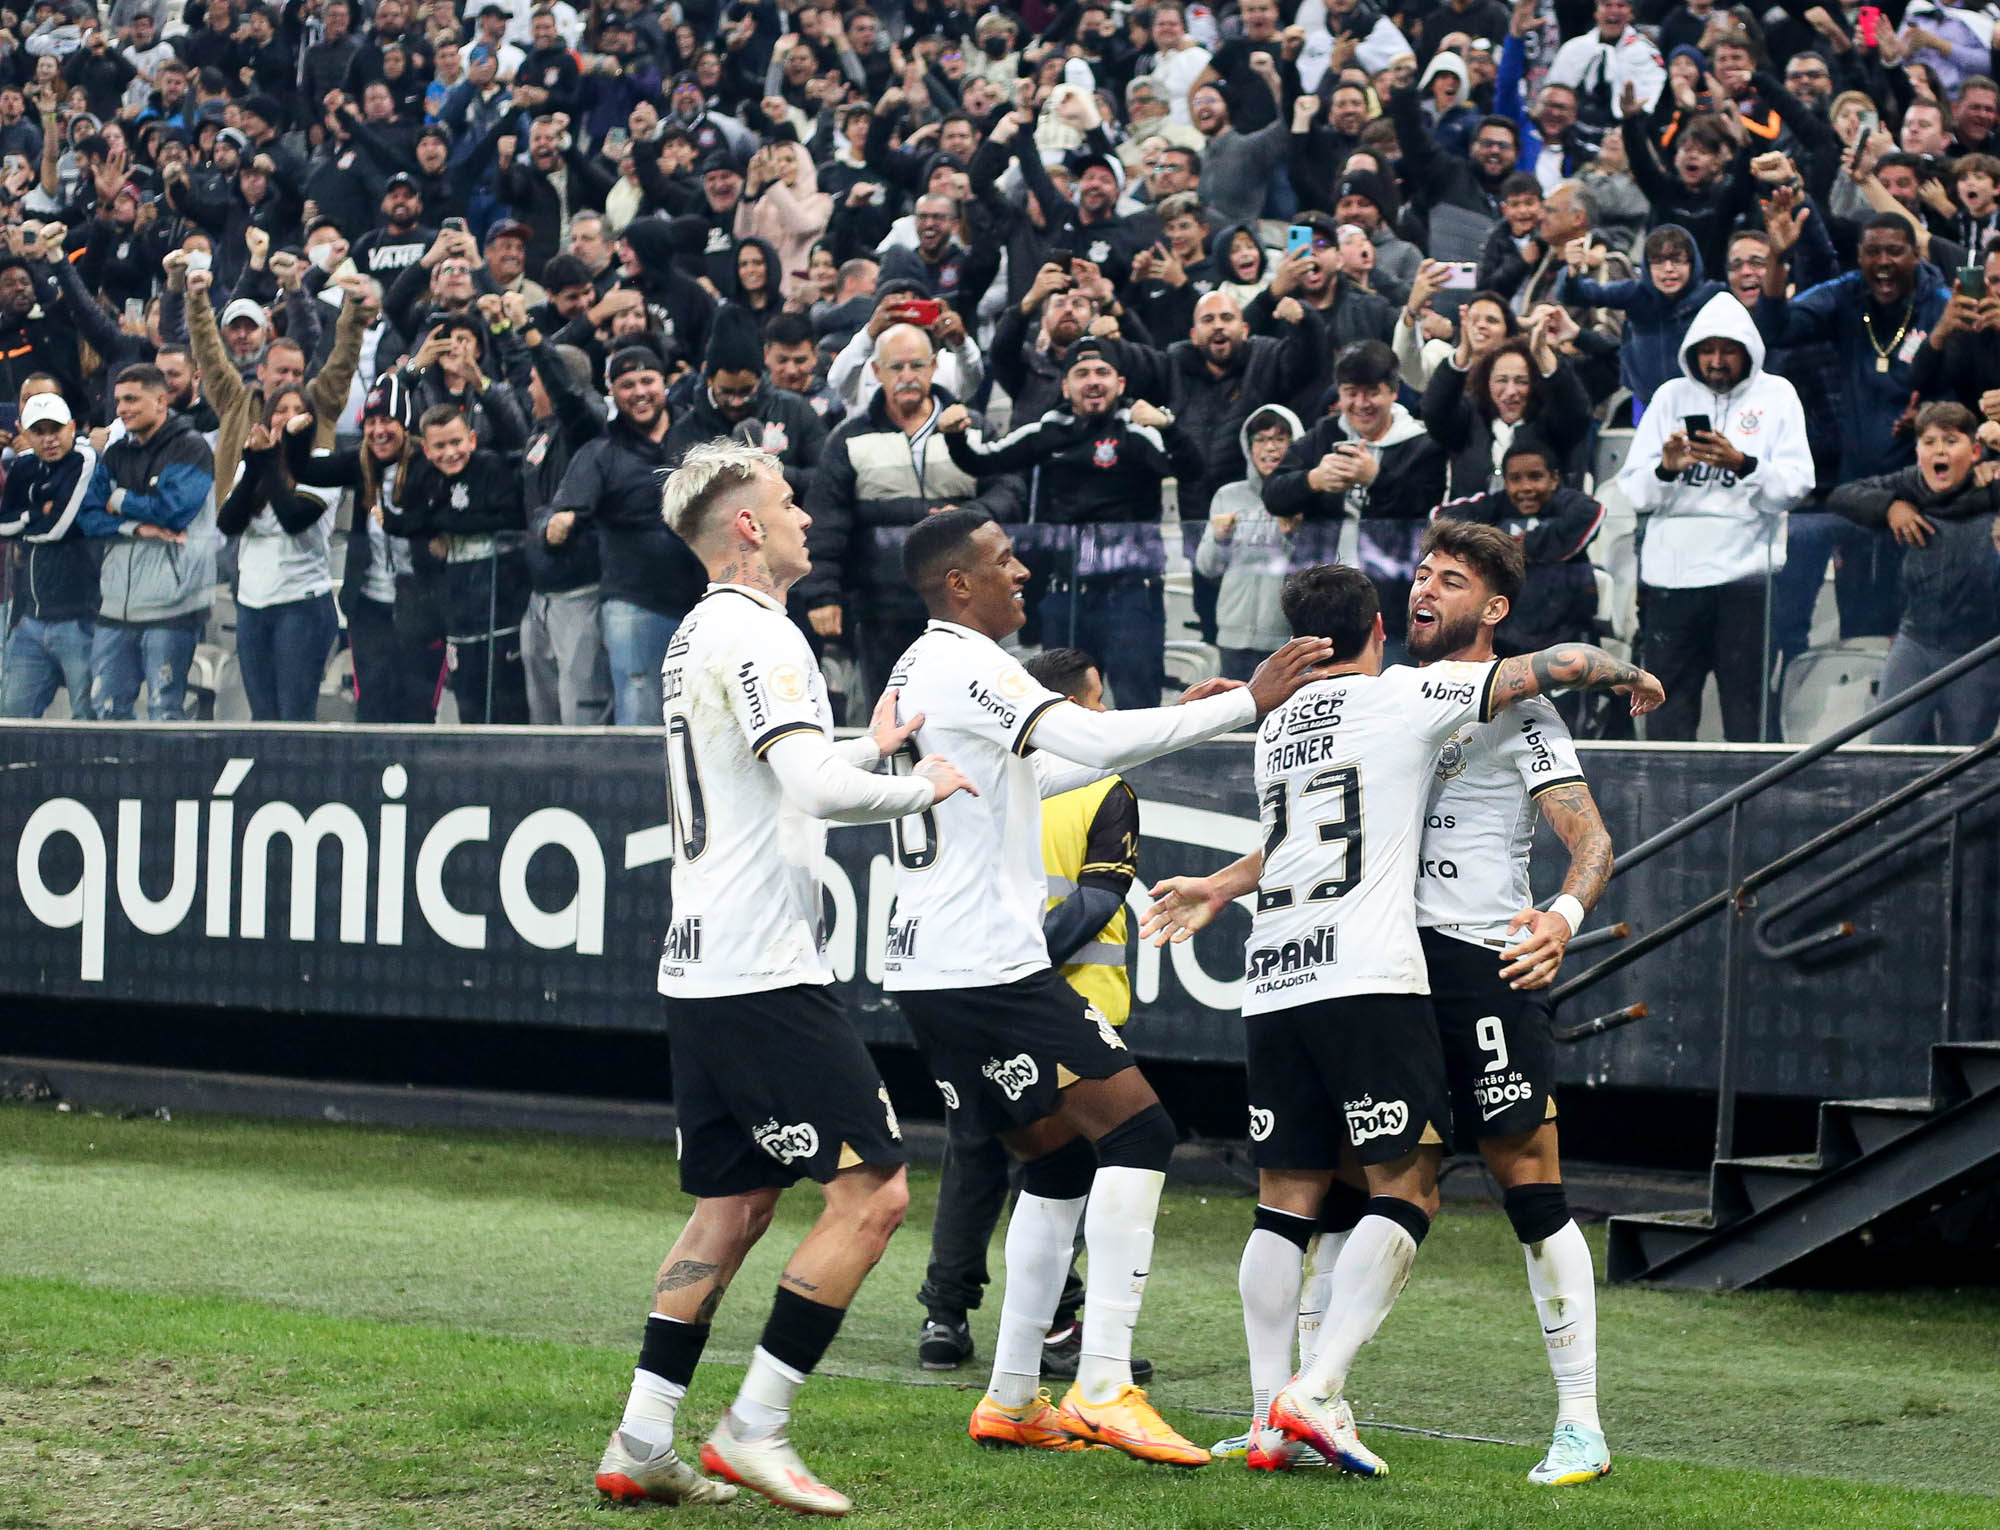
[1077,1165,1165,1404]
[618,1368,686,1451]
[1523,1220,1601,1433]
[988,1190,1087,1410]
[1294,1212,1420,1403]
[1295,1230,1345,1369]
[1239,1216,1309,1439]
[727,1346,807,1442]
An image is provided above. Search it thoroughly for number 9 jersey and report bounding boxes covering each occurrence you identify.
[1243,661,1500,1016]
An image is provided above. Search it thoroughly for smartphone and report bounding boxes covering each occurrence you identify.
[1286,223,1313,258]
[441,215,467,234]
[124,297,145,323]
[186,250,212,273]
[1959,265,1988,299]
[1858,4,1881,47]
[1047,247,1075,268]
[1857,107,1879,138]
[897,297,942,326]
[1683,413,1713,437]
[603,127,629,153]
[1440,261,1478,290]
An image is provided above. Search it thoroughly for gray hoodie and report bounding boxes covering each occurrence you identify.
[1195,404,1306,652]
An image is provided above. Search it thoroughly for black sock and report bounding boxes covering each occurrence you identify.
[638,1312,709,1387]
[759,1285,847,1376]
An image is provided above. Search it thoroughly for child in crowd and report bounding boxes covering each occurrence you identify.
[1196,404,1304,681]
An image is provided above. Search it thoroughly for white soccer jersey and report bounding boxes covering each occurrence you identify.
[1242,661,1500,1015]
[655,584,844,998]
[880,622,1074,991]
[1417,696,1586,949]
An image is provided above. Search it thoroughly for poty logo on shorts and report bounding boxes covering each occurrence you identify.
[1248,1106,1274,1142]
[1086,1002,1127,1052]
[1344,1095,1409,1146]
[982,1053,1040,1102]
[934,1079,961,1111]
[752,1118,821,1166]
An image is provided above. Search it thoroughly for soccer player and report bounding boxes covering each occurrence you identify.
[1141,559,1659,1478]
[592,442,976,1518]
[1151,522,1622,1483]
[884,508,1334,1466]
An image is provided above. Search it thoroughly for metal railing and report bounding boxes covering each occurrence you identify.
[1550,631,2000,1161]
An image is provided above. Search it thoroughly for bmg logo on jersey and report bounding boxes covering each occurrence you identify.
[753,1118,821,1165]
[736,661,769,731]
[1421,677,1477,706]
[885,916,921,962]
[664,916,702,963]
[1344,1095,1410,1145]
[965,680,1019,730]
[982,1052,1040,1102]
[1246,926,1337,986]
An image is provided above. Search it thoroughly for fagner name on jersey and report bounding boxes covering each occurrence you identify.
[1246,925,1338,983]
[1421,677,1477,706]
[1264,730,1342,774]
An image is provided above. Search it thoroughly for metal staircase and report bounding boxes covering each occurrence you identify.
[1607,1041,2000,1289]
[1550,635,2000,1290]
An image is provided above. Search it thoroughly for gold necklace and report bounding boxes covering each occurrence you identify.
[1862,295,1916,374]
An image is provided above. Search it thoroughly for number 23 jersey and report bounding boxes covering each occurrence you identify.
[1244,661,1500,1015]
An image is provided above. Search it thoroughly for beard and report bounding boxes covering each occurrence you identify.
[1406,604,1483,662]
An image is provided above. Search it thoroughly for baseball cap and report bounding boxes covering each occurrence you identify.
[217,127,251,152]
[1060,336,1118,373]
[485,219,534,244]
[701,149,743,176]
[21,393,72,429]
[384,171,419,192]
[607,344,666,381]
[222,298,268,328]
[1068,150,1126,192]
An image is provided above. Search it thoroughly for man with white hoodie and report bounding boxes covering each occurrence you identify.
[1617,292,1813,741]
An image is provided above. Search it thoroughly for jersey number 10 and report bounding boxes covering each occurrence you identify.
[1256,763,1364,913]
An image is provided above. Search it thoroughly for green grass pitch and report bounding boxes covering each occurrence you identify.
[1,1105,1996,1528]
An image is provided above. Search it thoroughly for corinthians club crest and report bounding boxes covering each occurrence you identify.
[1092,437,1119,468]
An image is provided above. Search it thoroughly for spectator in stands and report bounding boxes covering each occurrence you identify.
[217,397,340,721]
[1187,57,1289,225]
[1195,404,1305,680]
[1558,222,1723,413]
[77,363,220,722]
[803,323,1024,701]
[1259,213,1397,416]
[1390,88,1522,264]
[1829,401,2000,745]
[497,114,616,280]
[761,311,843,426]
[827,285,983,415]
[0,390,98,719]
[665,310,825,499]
[939,336,1201,707]
[1545,0,1666,135]
[1433,434,1604,654]
[1421,309,1595,497]
[1909,247,2000,411]
[1618,293,1815,741]
[550,345,701,726]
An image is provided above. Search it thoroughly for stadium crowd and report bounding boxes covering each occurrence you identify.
[3,0,2000,741]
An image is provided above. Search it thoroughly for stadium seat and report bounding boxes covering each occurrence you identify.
[1779,640,1891,744]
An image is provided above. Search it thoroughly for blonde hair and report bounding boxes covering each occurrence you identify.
[661,439,778,545]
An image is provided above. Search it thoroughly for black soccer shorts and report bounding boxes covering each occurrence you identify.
[1421,926,1559,1143]
[1244,993,1454,1169]
[895,968,1136,1140]
[665,984,905,1198]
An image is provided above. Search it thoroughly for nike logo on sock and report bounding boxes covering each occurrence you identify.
[1541,1322,1576,1336]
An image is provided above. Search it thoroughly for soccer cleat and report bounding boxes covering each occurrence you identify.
[594,1429,740,1506]
[1266,1386,1389,1477]
[968,1390,1093,1451]
[918,1316,975,1371]
[1054,1384,1209,1468]
[699,1414,852,1517]
[1040,1324,1155,1384]
[1210,1430,1252,1459]
[1245,1428,1333,1471]
[1528,1422,1612,1486]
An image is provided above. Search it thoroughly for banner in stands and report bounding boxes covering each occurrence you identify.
[2,725,1992,1099]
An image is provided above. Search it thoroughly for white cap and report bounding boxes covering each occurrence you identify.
[20,393,72,429]
[221,297,268,328]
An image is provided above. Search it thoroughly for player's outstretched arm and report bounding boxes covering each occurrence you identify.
[838,686,925,766]
[1027,637,1333,772]
[1140,850,1264,946]
[766,732,977,825]
[1489,643,1664,718]
[1500,781,1614,991]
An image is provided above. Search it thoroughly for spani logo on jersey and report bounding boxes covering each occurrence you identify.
[752,1118,822,1166]
[1245,925,1338,989]
[885,916,921,962]
[1248,1106,1274,1142]
[982,1052,1040,1102]
[1344,1094,1410,1146]
[663,916,702,963]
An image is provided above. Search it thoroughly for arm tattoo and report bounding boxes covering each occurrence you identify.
[1538,782,1615,911]
[656,1258,721,1297]
[1491,643,1643,713]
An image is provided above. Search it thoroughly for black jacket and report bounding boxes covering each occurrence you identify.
[498,149,616,281]
[523,339,607,596]
[1419,356,1594,499]
[663,379,828,503]
[0,444,100,624]
[799,386,1026,616]
[552,415,705,619]
[387,448,531,642]
[1830,468,2000,652]
[1432,485,1605,649]
[1245,281,1395,420]
[943,403,1203,529]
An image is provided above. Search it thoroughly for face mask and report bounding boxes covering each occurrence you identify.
[982,36,1009,57]
[308,242,335,270]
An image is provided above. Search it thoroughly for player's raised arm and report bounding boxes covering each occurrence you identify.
[1140,850,1263,947]
[1487,643,1665,718]
[1500,781,1615,990]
